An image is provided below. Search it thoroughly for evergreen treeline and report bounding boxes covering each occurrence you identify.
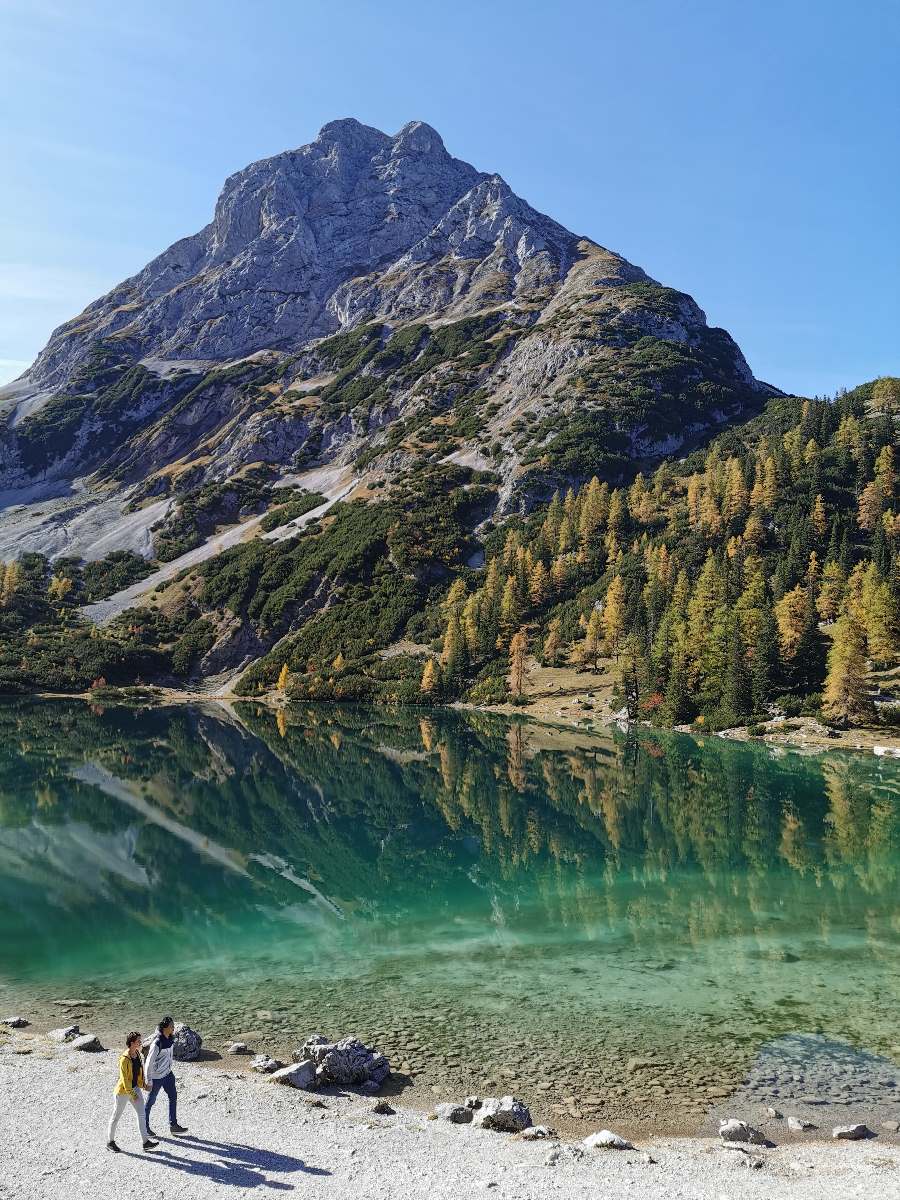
[427,382,899,729]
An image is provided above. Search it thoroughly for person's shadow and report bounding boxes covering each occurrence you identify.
[119,1134,331,1188]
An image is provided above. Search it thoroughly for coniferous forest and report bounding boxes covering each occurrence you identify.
[0,380,897,733]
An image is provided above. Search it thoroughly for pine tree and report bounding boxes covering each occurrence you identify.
[47,574,73,602]
[0,560,22,608]
[461,593,481,657]
[581,607,603,670]
[860,563,898,663]
[443,578,467,613]
[601,574,627,659]
[722,617,751,723]
[420,658,440,696]
[811,494,827,538]
[816,561,846,623]
[527,560,549,607]
[542,616,563,666]
[750,605,778,714]
[821,611,874,726]
[774,584,807,659]
[664,651,690,724]
[441,611,466,681]
[499,575,521,635]
[509,628,528,698]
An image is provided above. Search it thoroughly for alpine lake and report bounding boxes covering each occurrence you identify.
[1,699,898,1135]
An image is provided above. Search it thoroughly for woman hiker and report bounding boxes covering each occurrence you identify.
[107,1031,159,1153]
[144,1016,189,1138]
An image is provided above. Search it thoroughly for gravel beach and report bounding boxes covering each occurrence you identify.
[2,1030,899,1200]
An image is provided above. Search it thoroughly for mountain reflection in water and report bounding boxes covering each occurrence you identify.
[0,699,897,1129]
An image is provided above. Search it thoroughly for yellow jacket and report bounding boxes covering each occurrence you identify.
[115,1052,146,1097]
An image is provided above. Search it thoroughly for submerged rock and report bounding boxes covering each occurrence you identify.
[719,1118,768,1145]
[583,1129,634,1151]
[172,1023,203,1061]
[832,1124,873,1140]
[471,1096,532,1132]
[295,1034,390,1090]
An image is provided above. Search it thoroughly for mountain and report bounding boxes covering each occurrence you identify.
[0,117,771,566]
[7,121,894,737]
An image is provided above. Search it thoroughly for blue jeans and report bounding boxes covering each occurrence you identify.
[145,1071,178,1126]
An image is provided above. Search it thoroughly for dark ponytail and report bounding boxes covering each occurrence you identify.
[158,1015,174,1035]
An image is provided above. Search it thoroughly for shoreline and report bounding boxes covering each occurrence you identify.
[2,1027,899,1200]
[27,684,900,758]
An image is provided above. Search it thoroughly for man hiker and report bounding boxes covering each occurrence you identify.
[144,1016,189,1137]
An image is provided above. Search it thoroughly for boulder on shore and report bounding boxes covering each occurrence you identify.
[70,1034,103,1052]
[270,1060,317,1090]
[434,1103,473,1124]
[832,1124,873,1140]
[225,1042,249,1055]
[583,1129,634,1151]
[471,1096,532,1133]
[2,1017,29,1028]
[49,1025,80,1042]
[251,1054,284,1074]
[719,1118,768,1145]
[172,1023,203,1061]
[294,1034,390,1091]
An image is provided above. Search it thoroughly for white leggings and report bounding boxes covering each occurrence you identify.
[108,1091,149,1143]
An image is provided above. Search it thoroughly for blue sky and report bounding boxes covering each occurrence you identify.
[1,0,898,394]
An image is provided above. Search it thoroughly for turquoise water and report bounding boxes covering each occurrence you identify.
[0,699,897,1128]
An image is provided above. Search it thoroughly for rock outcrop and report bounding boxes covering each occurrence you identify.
[293,1034,390,1091]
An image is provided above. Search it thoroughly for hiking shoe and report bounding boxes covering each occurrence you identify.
[106,1140,121,1153]
[143,1139,160,1151]
[170,1123,188,1134]
[145,1125,158,1139]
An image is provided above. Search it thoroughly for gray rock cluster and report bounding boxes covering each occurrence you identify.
[293,1034,390,1092]
[251,1054,284,1074]
[433,1094,532,1133]
[2,1017,29,1028]
[171,1022,203,1061]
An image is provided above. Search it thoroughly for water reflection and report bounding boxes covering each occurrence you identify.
[0,699,897,1127]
